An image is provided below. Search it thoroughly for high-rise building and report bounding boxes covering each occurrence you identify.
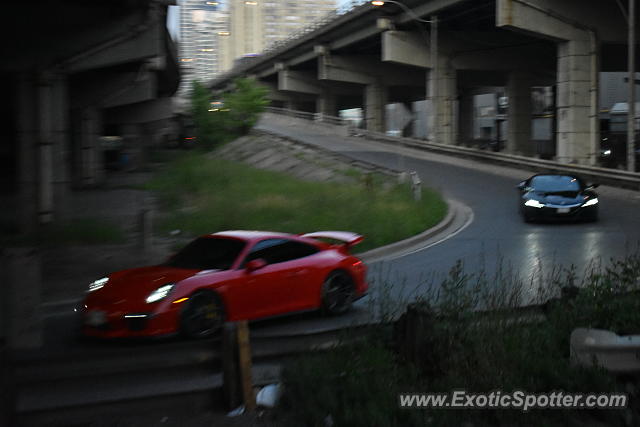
[222,0,337,73]
[178,0,229,97]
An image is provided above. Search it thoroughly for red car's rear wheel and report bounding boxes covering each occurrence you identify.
[180,291,224,338]
[321,270,354,315]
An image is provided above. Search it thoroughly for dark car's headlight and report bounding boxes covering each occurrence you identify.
[146,283,175,304]
[582,197,599,207]
[524,199,545,208]
[88,277,108,293]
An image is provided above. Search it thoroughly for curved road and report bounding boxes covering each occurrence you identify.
[37,120,640,351]
[258,119,640,305]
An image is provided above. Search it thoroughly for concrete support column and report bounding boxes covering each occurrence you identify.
[556,39,597,164]
[36,72,55,224]
[316,90,337,117]
[496,0,598,165]
[79,107,103,186]
[122,123,141,171]
[16,74,39,235]
[429,59,457,144]
[506,71,534,156]
[364,81,387,132]
[458,93,474,146]
[51,75,71,221]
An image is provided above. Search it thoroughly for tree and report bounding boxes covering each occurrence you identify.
[190,80,226,150]
[224,77,269,135]
[189,78,269,151]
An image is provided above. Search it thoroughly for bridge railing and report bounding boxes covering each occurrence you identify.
[265,107,349,127]
[264,108,640,191]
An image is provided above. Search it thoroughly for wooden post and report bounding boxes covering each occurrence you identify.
[222,322,241,411]
[237,320,256,411]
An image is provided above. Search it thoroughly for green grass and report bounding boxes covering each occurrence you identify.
[145,152,447,252]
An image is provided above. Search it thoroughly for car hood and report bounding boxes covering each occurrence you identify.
[528,191,586,205]
[87,265,219,305]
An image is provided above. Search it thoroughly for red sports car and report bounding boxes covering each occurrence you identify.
[81,230,368,339]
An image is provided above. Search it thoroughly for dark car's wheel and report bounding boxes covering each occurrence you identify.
[180,291,224,339]
[321,270,355,315]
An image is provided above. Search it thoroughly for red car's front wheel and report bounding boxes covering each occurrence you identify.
[180,291,225,339]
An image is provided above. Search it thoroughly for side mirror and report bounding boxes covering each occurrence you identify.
[246,258,267,272]
[586,183,600,189]
[516,181,526,190]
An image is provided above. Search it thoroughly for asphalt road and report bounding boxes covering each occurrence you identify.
[36,121,640,352]
[257,119,640,305]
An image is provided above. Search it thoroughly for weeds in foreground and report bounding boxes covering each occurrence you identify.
[278,251,640,426]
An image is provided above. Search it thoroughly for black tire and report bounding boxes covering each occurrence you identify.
[321,270,355,315]
[180,291,224,339]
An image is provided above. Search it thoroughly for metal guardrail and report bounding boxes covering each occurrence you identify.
[264,108,640,191]
[266,106,349,126]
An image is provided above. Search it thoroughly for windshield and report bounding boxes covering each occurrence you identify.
[164,237,246,270]
[530,175,582,193]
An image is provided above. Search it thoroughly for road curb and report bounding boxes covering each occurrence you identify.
[358,198,463,263]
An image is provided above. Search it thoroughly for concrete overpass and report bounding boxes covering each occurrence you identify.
[1,0,179,234]
[210,0,635,168]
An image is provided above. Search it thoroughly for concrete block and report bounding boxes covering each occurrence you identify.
[382,31,430,68]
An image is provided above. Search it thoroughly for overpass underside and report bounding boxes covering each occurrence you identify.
[2,0,180,234]
[215,0,634,168]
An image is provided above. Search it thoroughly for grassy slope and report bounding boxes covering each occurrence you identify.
[145,152,447,253]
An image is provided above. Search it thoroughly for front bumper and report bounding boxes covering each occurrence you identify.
[81,303,181,339]
[523,203,597,221]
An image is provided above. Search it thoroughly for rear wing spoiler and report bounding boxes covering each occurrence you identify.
[300,231,364,247]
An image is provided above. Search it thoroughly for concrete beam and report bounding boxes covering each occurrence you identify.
[278,70,322,95]
[319,54,424,86]
[105,97,174,124]
[318,55,375,85]
[102,73,158,108]
[382,31,431,68]
[67,19,164,73]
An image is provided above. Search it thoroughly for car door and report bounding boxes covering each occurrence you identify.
[236,238,319,318]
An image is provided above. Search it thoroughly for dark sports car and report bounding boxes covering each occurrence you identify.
[517,174,599,222]
[81,231,368,339]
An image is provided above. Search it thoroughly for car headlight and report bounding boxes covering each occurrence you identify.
[88,277,108,292]
[582,197,599,207]
[146,283,175,304]
[524,199,545,208]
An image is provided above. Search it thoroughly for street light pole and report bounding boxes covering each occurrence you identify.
[628,0,636,172]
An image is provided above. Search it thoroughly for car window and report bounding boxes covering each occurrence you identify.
[243,238,319,266]
[165,237,246,270]
[529,175,582,192]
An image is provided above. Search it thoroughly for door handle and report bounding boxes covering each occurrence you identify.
[286,269,308,277]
